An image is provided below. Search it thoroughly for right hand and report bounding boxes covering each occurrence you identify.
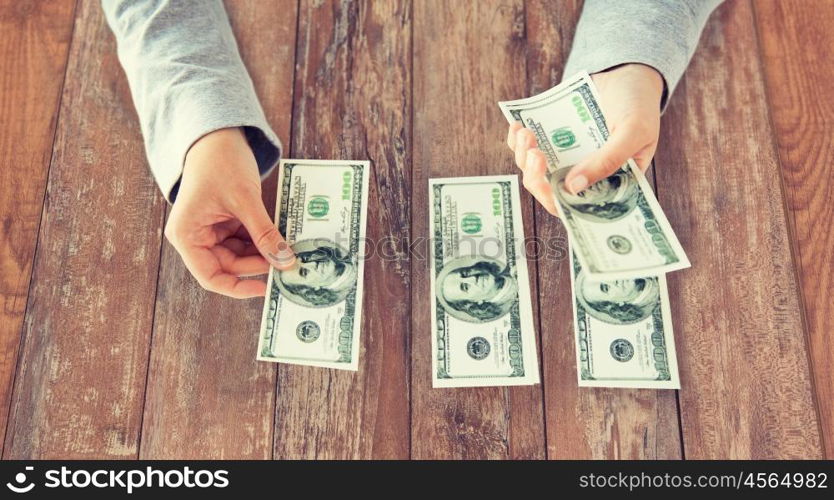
[165,127,296,299]
[506,64,664,216]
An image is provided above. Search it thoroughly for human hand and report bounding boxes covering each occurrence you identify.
[506,63,664,215]
[165,127,295,298]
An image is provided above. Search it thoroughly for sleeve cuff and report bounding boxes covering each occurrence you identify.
[565,51,679,111]
[563,0,722,111]
[143,79,282,203]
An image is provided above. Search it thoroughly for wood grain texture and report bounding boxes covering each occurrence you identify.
[656,0,822,458]
[0,0,76,456]
[272,0,411,459]
[139,0,299,459]
[526,0,682,460]
[3,1,165,458]
[754,0,834,458]
[3,0,828,461]
[411,0,546,459]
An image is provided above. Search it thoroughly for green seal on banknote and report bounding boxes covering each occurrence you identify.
[307,196,329,218]
[550,126,576,150]
[460,213,482,234]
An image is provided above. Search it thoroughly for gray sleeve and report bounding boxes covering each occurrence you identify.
[563,0,723,108]
[102,0,281,202]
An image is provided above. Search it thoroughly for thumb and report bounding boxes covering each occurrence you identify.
[235,197,296,270]
[564,126,643,195]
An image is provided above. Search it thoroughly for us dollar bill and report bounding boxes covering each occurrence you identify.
[429,176,539,387]
[498,72,690,279]
[570,244,680,389]
[257,159,369,370]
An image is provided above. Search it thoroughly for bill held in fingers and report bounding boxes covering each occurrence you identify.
[429,175,539,387]
[257,159,370,371]
[498,71,690,279]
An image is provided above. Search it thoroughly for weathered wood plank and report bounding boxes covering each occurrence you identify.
[3,1,165,458]
[139,0,299,459]
[754,0,834,457]
[272,0,411,459]
[657,0,822,458]
[0,0,77,456]
[526,0,682,460]
[411,0,546,459]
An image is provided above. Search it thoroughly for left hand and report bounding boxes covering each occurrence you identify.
[506,63,664,215]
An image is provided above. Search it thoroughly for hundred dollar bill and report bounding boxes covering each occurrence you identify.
[498,71,608,171]
[569,245,680,389]
[429,175,539,387]
[498,72,690,279]
[257,159,369,370]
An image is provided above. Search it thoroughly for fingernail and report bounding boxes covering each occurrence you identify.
[568,174,589,194]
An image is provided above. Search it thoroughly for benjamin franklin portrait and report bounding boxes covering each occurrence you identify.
[276,238,357,308]
[435,256,518,323]
[554,170,639,221]
[575,271,660,325]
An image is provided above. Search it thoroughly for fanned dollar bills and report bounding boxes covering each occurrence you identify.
[429,176,539,387]
[498,71,690,279]
[257,159,369,370]
[499,72,685,389]
[570,246,680,389]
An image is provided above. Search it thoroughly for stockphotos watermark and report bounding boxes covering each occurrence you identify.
[5,465,229,494]
[268,233,571,266]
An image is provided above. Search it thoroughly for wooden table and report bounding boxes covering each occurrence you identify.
[1,0,831,459]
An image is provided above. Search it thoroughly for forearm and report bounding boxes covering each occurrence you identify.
[564,0,724,109]
[102,0,281,202]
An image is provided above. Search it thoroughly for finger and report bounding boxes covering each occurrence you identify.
[178,244,266,298]
[204,273,267,298]
[213,245,270,276]
[514,128,536,171]
[523,149,558,216]
[233,196,296,269]
[223,256,269,277]
[506,121,522,150]
[564,123,646,194]
[632,144,658,173]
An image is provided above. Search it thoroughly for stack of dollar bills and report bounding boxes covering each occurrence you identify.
[498,72,688,389]
[256,72,687,391]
